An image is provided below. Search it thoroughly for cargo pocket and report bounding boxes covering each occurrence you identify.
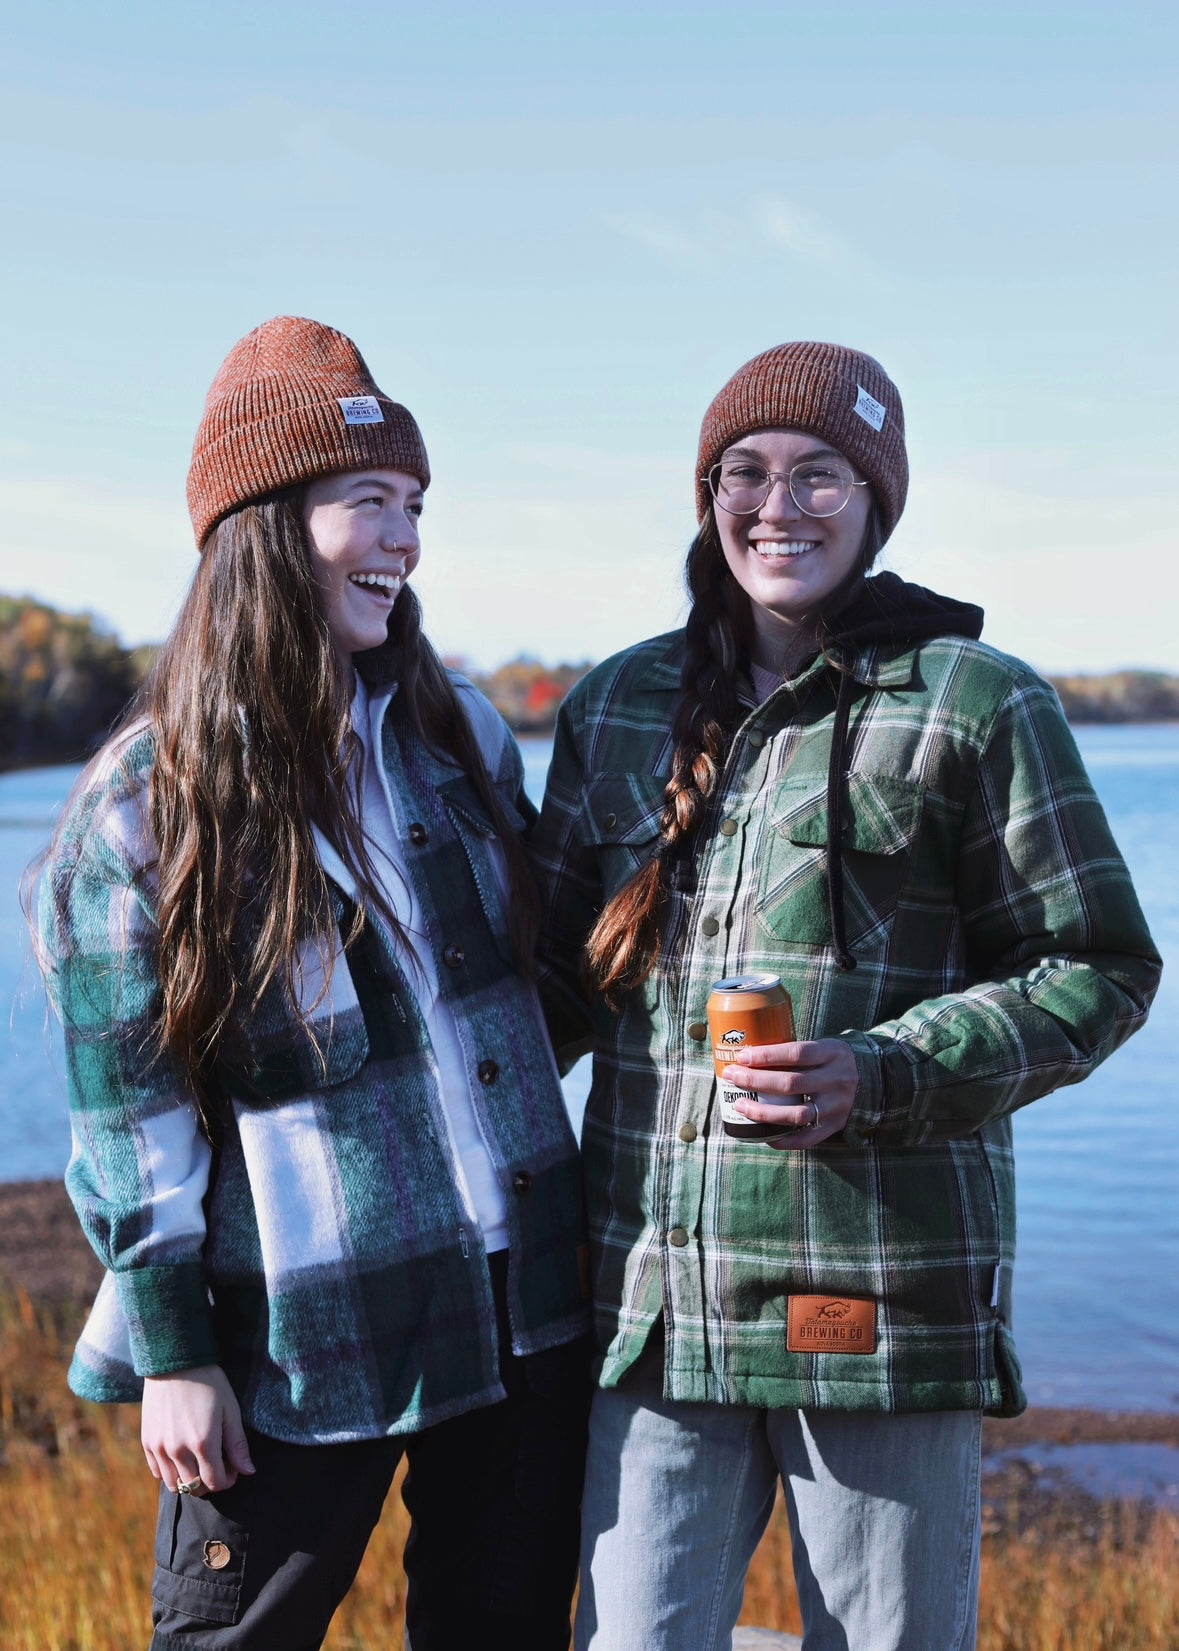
[756,773,924,954]
[152,1488,249,1628]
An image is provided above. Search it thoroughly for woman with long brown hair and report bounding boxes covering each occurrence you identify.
[532,342,1161,1650]
[34,317,589,1651]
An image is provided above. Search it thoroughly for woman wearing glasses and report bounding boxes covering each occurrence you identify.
[533,342,1160,1649]
[34,317,589,1651]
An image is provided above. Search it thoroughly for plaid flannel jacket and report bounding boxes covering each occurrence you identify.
[42,676,588,1443]
[532,629,1160,1416]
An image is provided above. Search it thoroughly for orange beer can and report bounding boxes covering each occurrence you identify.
[707,973,796,1140]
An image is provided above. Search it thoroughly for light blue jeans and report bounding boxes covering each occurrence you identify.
[575,1374,982,1651]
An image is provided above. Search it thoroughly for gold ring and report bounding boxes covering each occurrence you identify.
[176,1476,205,1496]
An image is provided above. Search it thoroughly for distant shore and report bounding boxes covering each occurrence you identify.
[2,671,1178,776]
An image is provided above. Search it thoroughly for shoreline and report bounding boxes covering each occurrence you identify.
[3,716,1179,780]
[4,1179,1176,1454]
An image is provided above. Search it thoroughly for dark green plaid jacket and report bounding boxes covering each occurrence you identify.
[532,629,1160,1416]
[43,676,588,1442]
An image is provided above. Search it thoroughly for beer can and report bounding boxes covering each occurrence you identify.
[707,974,796,1140]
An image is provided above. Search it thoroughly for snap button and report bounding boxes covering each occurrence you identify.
[408,822,428,846]
[477,1059,500,1085]
[512,1170,533,1195]
[442,944,465,968]
[203,1541,232,1571]
[687,1022,707,1042]
[720,818,738,837]
[678,1123,697,1144]
[603,812,617,829]
[747,729,765,748]
[700,916,720,937]
[668,1227,689,1248]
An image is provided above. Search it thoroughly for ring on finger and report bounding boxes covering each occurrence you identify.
[801,1094,820,1129]
[176,1475,205,1496]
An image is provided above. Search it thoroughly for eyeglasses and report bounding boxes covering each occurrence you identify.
[705,457,869,519]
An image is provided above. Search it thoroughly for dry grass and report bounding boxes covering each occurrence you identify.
[2,1287,1176,1650]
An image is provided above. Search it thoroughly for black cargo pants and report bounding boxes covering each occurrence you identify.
[148,1256,590,1651]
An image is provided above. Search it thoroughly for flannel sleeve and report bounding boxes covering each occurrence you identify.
[39,782,218,1376]
[843,675,1163,1146]
[531,698,599,1070]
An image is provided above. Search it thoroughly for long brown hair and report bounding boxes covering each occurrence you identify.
[40,488,537,1131]
[585,505,884,997]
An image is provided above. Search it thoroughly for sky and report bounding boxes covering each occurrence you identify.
[1,1,1176,674]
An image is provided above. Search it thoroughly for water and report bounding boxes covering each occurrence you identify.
[4,729,1177,1413]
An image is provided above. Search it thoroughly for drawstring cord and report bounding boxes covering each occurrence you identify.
[826,669,858,971]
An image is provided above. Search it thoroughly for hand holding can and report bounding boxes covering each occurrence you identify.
[707,974,796,1140]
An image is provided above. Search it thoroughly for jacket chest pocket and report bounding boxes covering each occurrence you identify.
[574,773,667,902]
[435,773,527,963]
[220,930,370,1105]
[756,774,924,953]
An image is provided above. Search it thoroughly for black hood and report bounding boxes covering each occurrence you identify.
[827,571,984,653]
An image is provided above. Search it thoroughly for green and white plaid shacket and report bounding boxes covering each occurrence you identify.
[42,675,588,1443]
[532,626,1160,1417]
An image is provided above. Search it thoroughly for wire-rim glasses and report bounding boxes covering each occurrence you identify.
[706,457,869,519]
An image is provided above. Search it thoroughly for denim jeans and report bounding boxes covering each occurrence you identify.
[575,1371,982,1651]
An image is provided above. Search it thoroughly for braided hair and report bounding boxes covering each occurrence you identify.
[584,506,884,996]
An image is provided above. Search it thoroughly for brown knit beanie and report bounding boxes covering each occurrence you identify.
[696,342,908,540]
[187,316,430,549]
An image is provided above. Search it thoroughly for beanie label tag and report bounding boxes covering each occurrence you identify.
[853,385,886,432]
[338,395,385,425]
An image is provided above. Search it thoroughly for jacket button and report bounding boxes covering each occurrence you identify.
[720,818,738,837]
[668,1227,689,1248]
[408,822,428,846]
[443,944,465,968]
[700,916,720,937]
[747,729,765,748]
[512,1170,533,1195]
[478,1059,500,1085]
[678,1123,697,1144]
[687,1021,707,1041]
[603,812,617,829]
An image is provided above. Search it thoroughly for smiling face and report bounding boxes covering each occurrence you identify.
[302,469,424,663]
[713,428,873,673]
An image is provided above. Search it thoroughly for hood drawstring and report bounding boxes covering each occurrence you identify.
[826,669,858,972]
[818,573,985,974]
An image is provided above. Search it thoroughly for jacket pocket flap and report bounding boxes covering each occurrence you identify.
[436,774,526,837]
[775,775,924,856]
[222,937,369,1102]
[575,774,667,848]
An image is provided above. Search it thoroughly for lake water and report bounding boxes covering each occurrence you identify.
[3,727,1177,1413]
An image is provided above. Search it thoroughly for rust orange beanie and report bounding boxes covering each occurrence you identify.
[187,316,430,549]
[695,342,908,540]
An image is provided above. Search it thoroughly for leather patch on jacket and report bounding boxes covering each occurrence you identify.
[788,1295,877,1354]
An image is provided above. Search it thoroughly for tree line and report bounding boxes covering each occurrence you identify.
[0,597,155,771]
[2,594,1177,772]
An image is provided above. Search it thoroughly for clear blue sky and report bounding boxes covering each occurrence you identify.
[2,1,1175,672]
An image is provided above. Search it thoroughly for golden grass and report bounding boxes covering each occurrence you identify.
[2,1287,1176,1650]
